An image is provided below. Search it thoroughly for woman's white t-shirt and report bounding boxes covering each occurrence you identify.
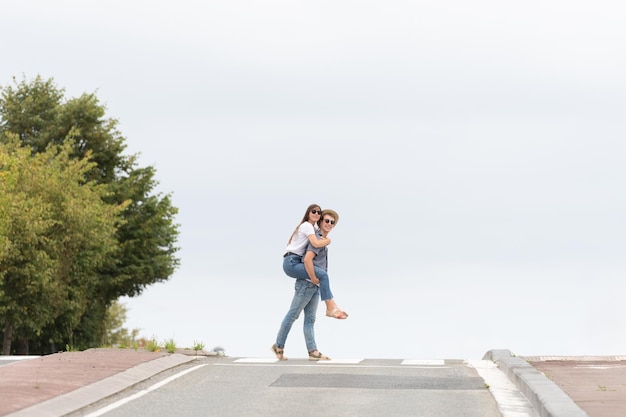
[285,222,318,256]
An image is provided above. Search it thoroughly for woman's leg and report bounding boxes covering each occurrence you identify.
[284,257,331,295]
[282,255,309,280]
[284,255,344,318]
[314,267,333,301]
[313,268,348,318]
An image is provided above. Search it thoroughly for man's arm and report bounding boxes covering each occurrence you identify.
[303,250,320,285]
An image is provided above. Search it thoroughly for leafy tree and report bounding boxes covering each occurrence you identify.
[0,76,180,353]
[0,138,58,354]
[0,137,126,354]
[101,300,140,348]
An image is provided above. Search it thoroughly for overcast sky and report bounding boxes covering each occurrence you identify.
[2,1,625,360]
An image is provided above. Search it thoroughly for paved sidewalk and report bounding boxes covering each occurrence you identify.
[0,348,200,416]
[486,350,626,417]
[527,356,626,417]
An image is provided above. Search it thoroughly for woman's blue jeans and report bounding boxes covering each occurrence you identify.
[275,279,320,352]
[283,254,333,301]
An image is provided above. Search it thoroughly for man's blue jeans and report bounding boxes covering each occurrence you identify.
[275,279,320,353]
[283,254,333,301]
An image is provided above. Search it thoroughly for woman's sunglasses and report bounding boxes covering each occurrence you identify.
[310,210,322,215]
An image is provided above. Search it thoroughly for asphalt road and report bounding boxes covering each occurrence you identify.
[69,356,532,417]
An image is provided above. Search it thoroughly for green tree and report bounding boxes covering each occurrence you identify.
[0,137,126,354]
[101,300,140,348]
[0,75,180,353]
[0,137,58,354]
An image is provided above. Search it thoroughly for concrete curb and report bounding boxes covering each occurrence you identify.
[5,353,197,417]
[483,349,589,417]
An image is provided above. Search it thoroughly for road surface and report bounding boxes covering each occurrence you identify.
[70,356,535,417]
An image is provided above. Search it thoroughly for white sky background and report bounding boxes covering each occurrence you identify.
[2,1,625,359]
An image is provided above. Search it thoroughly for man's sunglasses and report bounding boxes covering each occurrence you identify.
[324,219,335,225]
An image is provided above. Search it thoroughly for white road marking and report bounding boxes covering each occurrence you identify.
[467,360,538,417]
[236,358,444,365]
[401,359,445,366]
[220,358,449,369]
[217,363,448,370]
[83,364,207,417]
[234,357,279,363]
[234,357,362,364]
[0,355,39,361]
[316,358,363,364]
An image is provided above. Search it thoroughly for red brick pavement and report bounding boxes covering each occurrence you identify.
[528,356,626,417]
[0,348,167,416]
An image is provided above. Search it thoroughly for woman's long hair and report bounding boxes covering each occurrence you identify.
[287,203,321,244]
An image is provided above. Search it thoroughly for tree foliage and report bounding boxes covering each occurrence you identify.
[0,137,126,353]
[0,75,180,354]
[101,300,140,348]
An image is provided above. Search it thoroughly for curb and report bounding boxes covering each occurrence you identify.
[483,349,589,417]
[5,353,197,417]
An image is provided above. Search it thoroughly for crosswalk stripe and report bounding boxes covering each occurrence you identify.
[317,358,363,364]
[401,359,446,366]
[232,358,448,365]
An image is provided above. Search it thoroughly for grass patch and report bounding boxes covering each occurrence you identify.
[193,340,205,353]
[145,337,160,352]
[164,338,177,354]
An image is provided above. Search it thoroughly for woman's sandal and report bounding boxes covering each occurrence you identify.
[308,350,331,361]
[326,308,348,319]
[271,344,287,361]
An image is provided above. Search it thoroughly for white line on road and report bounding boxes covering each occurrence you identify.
[230,358,448,367]
[467,360,538,417]
[216,363,449,369]
[83,364,208,417]
[235,357,364,364]
[316,358,363,364]
[401,359,445,366]
[0,355,39,361]
[234,358,279,363]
